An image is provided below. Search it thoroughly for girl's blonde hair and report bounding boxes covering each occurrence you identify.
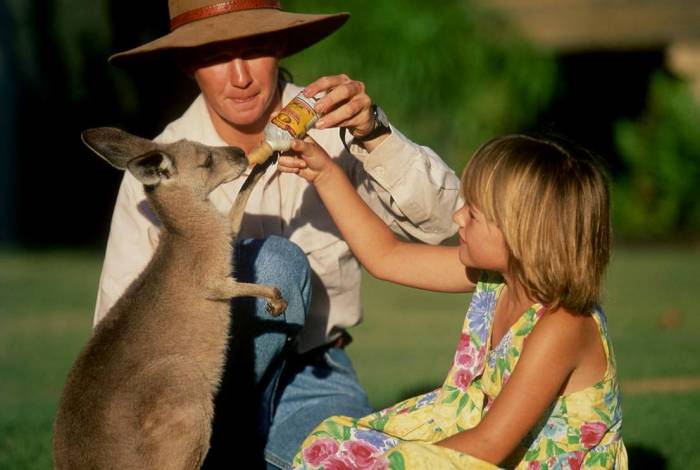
[462,134,611,313]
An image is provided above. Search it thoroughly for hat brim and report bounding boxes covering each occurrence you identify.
[109,9,349,66]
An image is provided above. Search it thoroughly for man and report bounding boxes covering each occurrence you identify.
[97,1,462,468]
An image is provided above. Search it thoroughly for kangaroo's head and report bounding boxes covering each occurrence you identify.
[81,127,249,198]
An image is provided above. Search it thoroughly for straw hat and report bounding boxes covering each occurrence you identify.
[109,0,349,65]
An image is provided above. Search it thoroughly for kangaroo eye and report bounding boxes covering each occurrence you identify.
[200,153,214,169]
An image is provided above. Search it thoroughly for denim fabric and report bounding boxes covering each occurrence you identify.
[232,236,310,383]
[263,347,373,469]
[202,236,310,469]
[200,236,372,470]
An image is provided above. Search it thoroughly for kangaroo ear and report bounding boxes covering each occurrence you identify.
[126,152,175,186]
[81,127,156,170]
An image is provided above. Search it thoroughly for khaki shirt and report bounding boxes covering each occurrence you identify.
[94,83,462,352]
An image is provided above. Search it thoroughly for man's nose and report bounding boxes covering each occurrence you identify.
[228,58,252,88]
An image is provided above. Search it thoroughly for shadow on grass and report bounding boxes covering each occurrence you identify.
[626,444,667,469]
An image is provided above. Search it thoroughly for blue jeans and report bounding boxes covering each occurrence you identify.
[263,346,373,469]
[201,236,372,470]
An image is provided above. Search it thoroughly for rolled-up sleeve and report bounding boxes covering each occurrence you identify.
[348,126,463,244]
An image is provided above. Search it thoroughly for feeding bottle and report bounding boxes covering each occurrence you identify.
[248,91,320,165]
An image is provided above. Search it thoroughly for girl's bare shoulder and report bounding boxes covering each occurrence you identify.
[526,307,596,361]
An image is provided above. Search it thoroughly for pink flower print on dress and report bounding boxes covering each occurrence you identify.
[457,332,471,351]
[457,337,484,373]
[343,440,388,469]
[454,368,474,391]
[322,455,355,470]
[302,438,339,466]
[457,350,476,368]
[580,421,608,449]
[566,450,586,469]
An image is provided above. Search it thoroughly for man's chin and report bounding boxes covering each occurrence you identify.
[222,107,265,129]
[219,92,279,130]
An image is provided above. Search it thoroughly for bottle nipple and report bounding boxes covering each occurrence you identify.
[247,142,273,165]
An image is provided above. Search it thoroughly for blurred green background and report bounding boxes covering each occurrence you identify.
[1,0,699,468]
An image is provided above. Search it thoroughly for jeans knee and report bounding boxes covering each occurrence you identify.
[258,236,309,283]
[254,236,311,323]
[263,236,308,272]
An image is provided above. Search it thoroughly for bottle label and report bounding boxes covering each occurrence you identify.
[271,93,319,139]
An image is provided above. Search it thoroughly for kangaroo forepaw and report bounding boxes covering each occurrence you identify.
[266,291,288,317]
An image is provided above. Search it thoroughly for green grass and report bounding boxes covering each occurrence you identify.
[0,250,101,470]
[1,246,699,469]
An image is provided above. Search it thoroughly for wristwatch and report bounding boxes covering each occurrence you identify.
[353,104,391,141]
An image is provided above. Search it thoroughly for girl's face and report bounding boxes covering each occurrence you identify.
[192,39,281,130]
[452,204,509,273]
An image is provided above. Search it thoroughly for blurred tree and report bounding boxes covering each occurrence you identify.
[8,0,695,245]
[537,50,665,177]
[0,0,18,243]
[7,0,119,246]
[106,0,198,138]
[282,0,557,172]
[4,0,557,246]
[614,72,700,239]
[4,0,195,246]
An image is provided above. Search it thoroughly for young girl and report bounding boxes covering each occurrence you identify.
[278,133,627,469]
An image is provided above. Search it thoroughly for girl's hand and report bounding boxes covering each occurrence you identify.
[277,137,337,183]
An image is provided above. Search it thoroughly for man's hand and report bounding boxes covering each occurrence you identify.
[277,137,338,184]
[303,74,376,139]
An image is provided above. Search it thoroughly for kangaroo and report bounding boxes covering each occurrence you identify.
[53,127,287,470]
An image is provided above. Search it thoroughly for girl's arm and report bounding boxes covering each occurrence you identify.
[436,309,593,465]
[279,138,474,293]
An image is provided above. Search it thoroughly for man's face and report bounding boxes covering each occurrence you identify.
[190,37,282,129]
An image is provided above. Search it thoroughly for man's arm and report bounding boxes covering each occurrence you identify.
[304,75,462,244]
[346,126,462,244]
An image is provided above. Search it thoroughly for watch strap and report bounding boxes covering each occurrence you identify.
[353,104,391,142]
[339,104,391,153]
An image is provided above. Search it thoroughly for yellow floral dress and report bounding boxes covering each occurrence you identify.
[293,273,627,469]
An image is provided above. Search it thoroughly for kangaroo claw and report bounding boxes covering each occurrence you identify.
[266,297,288,316]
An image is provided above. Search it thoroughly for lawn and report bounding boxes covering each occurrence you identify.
[1,246,699,469]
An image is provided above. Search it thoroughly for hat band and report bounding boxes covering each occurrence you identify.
[170,0,282,31]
